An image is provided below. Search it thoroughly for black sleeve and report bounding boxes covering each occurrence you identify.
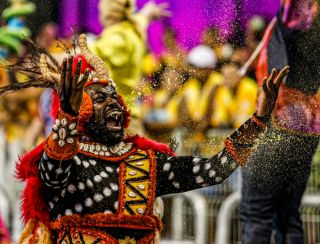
[155,113,267,197]
[38,152,74,190]
[155,148,237,196]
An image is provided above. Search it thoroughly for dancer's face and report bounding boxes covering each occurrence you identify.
[85,84,124,145]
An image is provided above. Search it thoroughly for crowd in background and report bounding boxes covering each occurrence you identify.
[0,0,319,243]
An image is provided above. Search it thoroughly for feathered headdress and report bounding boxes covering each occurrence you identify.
[1,33,130,127]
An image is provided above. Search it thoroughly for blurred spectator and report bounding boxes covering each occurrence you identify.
[208,62,257,129]
[0,215,10,244]
[91,0,170,120]
[179,45,222,133]
[142,65,187,143]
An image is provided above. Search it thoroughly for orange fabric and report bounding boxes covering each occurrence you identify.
[50,213,162,232]
[78,92,94,132]
[44,110,79,160]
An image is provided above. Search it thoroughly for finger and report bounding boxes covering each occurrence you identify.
[274,65,289,89]
[73,59,82,84]
[262,77,268,94]
[65,56,73,96]
[79,68,90,86]
[60,58,67,99]
[267,68,276,91]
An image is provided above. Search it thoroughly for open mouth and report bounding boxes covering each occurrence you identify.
[105,111,123,131]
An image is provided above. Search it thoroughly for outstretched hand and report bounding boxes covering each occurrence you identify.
[256,66,289,118]
[140,1,172,22]
[58,56,89,116]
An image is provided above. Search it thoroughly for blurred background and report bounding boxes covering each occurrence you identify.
[0,0,319,243]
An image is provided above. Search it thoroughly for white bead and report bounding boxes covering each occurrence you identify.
[196,176,204,183]
[106,166,113,173]
[59,128,67,140]
[78,182,85,190]
[221,156,228,165]
[209,170,216,178]
[48,201,54,209]
[61,189,66,197]
[86,179,93,188]
[136,162,144,166]
[89,160,97,166]
[55,119,61,127]
[95,145,101,151]
[75,203,83,213]
[173,182,180,189]
[83,161,90,168]
[47,163,54,171]
[137,208,144,214]
[69,123,76,130]
[163,163,171,171]
[93,175,102,183]
[52,133,58,140]
[89,145,95,153]
[84,198,93,207]
[58,140,65,147]
[129,171,136,176]
[128,192,136,198]
[193,165,200,173]
[129,155,134,159]
[193,157,201,164]
[205,163,211,170]
[55,168,63,175]
[138,184,145,190]
[65,209,73,216]
[103,187,112,197]
[74,156,81,165]
[66,138,74,144]
[83,144,89,151]
[110,183,118,191]
[99,151,104,156]
[52,124,58,131]
[67,184,76,193]
[168,172,174,180]
[94,193,103,202]
[61,118,68,126]
[79,143,84,150]
[100,171,108,178]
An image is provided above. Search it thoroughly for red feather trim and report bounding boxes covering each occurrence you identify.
[126,135,175,156]
[16,142,45,181]
[20,177,49,225]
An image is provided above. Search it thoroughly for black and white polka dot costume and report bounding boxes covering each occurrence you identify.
[33,110,267,242]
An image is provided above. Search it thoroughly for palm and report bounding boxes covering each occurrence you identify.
[58,56,89,115]
[257,66,289,117]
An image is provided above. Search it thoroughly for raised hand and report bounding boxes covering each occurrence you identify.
[139,1,172,22]
[256,66,289,118]
[58,56,89,116]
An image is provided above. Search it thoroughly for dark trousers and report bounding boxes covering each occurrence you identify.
[240,127,319,244]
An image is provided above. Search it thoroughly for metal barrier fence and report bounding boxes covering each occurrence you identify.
[160,130,320,244]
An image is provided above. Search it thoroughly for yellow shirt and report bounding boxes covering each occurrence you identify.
[91,18,148,117]
[181,72,223,122]
[210,77,258,128]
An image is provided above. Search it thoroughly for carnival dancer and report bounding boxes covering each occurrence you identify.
[8,34,288,243]
[240,0,320,243]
